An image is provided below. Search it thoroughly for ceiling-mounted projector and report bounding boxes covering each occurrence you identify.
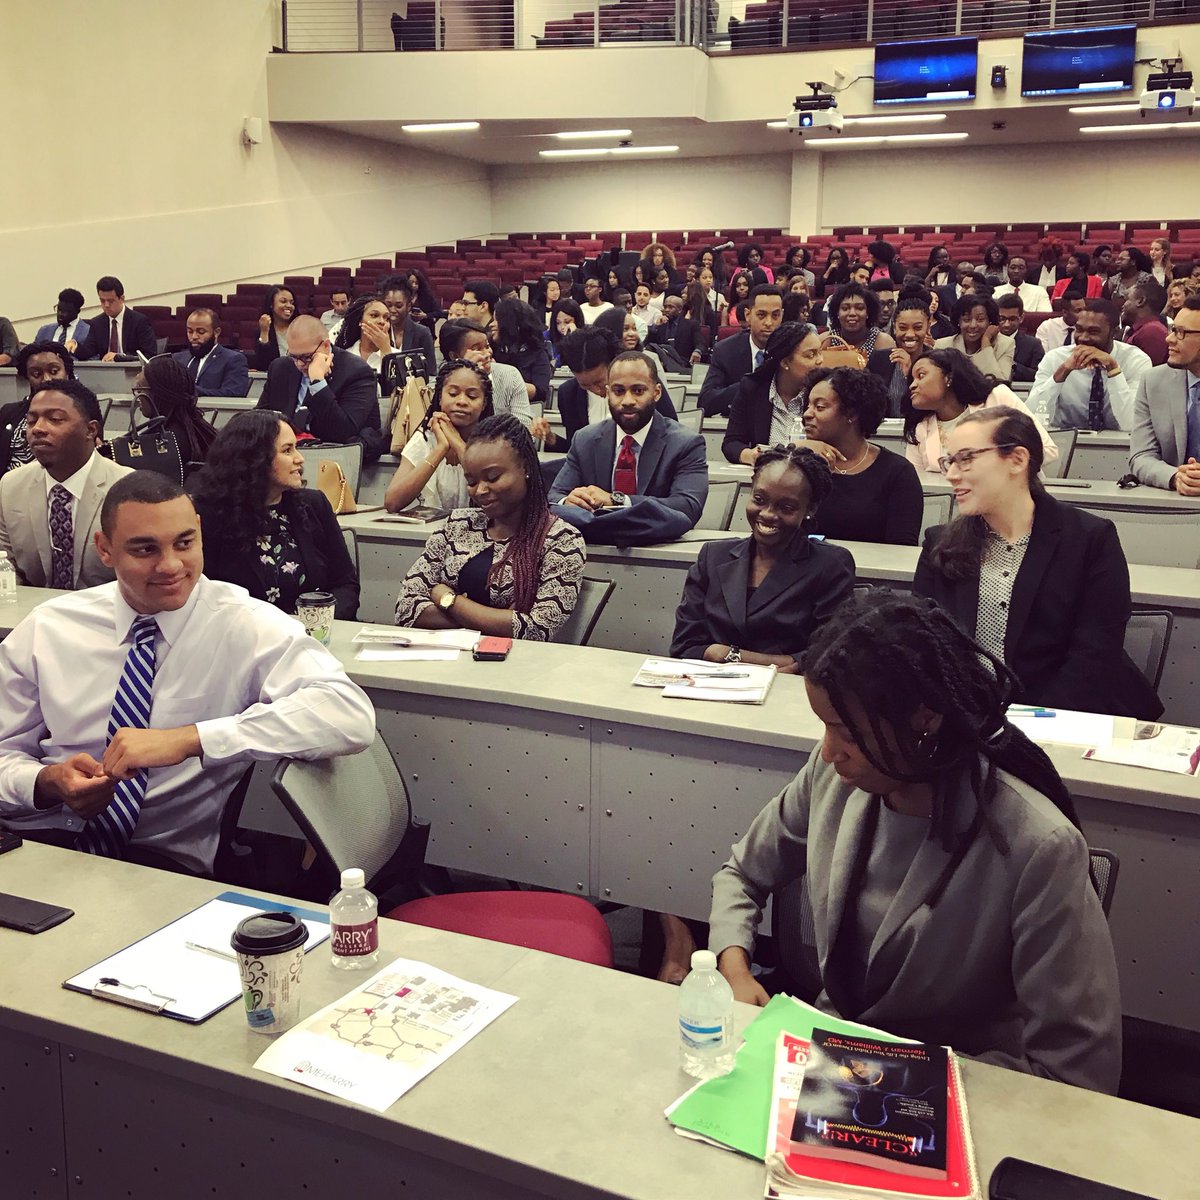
[1140,65,1195,116]
[787,83,844,134]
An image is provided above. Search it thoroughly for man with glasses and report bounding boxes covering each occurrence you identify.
[256,315,384,464]
[1026,299,1151,431]
[1129,295,1200,494]
[461,279,500,339]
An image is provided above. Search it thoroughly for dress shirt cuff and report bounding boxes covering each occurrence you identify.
[307,378,329,395]
[3,760,51,811]
[196,716,245,763]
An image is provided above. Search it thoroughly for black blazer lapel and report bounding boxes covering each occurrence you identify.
[748,535,811,615]
[1005,494,1063,653]
[715,541,751,631]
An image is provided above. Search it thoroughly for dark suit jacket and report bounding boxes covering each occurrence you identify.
[670,535,855,666]
[699,331,757,417]
[913,494,1163,719]
[647,316,706,365]
[257,348,385,464]
[723,371,774,463]
[172,344,251,398]
[399,317,436,368]
[194,488,359,619]
[75,307,157,361]
[1010,331,1046,384]
[253,332,284,372]
[495,339,552,406]
[548,411,707,529]
[552,376,677,453]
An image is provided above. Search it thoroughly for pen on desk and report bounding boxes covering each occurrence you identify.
[1010,706,1057,717]
[185,941,237,962]
[684,671,750,681]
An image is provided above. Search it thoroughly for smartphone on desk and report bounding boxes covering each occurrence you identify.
[0,892,74,934]
[473,636,512,662]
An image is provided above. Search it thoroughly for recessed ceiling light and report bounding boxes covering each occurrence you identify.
[1068,103,1141,114]
[539,145,679,159]
[609,144,679,155]
[400,121,480,133]
[551,129,634,140]
[803,132,968,148]
[1080,122,1200,134]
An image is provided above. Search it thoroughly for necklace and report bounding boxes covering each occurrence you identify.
[834,444,871,475]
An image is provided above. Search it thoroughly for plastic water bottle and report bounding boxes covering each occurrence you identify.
[329,868,379,970]
[0,558,16,605]
[678,949,735,1079]
[788,417,806,445]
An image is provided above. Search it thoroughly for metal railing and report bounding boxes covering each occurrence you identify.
[279,0,1176,52]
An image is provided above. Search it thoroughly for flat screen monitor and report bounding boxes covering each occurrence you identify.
[873,37,978,105]
[1021,25,1137,98]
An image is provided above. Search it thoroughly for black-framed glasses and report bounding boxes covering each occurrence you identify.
[937,444,1018,473]
[1167,326,1200,339]
[288,346,327,368]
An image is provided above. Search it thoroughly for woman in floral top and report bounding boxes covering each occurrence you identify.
[190,411,359,619]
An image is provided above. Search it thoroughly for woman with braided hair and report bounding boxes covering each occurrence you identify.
[709,588,1122,1094]
[395,414,585,640]
[135,354,217,469]
[671,445,854,670]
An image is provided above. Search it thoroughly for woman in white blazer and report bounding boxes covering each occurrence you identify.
[709,590,1121,1094]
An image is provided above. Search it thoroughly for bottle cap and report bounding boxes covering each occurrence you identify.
[340,868,365,889]
[690,949,717,971]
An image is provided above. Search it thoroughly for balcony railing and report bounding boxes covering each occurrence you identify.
[279,0,1183,52]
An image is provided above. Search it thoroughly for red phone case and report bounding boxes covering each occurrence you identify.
[474,636,512,660]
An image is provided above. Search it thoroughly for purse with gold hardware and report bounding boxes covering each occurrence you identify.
[99,411,184,484]
[316,459,356,515]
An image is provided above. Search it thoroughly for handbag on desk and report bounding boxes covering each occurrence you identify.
[99,407,184,484]
[387,374,432,457]
[316,459,357,515]
[817,333,867,369]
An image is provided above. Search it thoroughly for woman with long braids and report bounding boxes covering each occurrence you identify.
[709,588,1122,1093]
[190,410,359,617]
[394,414,585,639]
[914,407,1162,719]
[384,359,494,513]
[671,445,855,670]
[133,354,217,470]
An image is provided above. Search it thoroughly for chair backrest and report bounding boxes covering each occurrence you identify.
[1079,508,1200,568]
[678,388,699,412]
[727,480,753,532]
[920,492,953,539]
[1123,609,1173,690]
[666,382,686,412]
[342,527,359,574]
[1042,428,1077,479]
[1088,848,1120,919]
[771,874,822,1002]
[552,577,616,645]
[699,479,738,530]
[299,442,364,501]
[271,733,410,887]
[676,407,703,433]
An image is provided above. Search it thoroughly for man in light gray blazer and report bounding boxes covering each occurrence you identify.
[0,381,131,589]
[1128,296,1200,494]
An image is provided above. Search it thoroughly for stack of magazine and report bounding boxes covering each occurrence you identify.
[632,658,778,704]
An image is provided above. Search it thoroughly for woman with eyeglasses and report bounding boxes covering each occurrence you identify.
[913,407,1162,718]
[709,588,1122,1094]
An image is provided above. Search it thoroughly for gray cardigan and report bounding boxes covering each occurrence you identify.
[710,752,1122,1094]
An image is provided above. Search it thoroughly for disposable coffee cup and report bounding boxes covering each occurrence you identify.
[296,590,335,647]
[230,912,308,1035]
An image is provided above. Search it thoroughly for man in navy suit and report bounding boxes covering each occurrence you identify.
[549,351,707,545]
[172,309,250,397]
[74,276,157,362]
[698,285,783,417]
[256,316,385,464]
[34,288,90,349]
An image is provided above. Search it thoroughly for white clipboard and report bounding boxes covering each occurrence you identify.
[63,891,329,1024]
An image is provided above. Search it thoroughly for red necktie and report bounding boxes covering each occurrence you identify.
[109,317,119,354]
[613,435,637,495]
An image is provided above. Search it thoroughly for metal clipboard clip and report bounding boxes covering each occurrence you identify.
[92,976,175,1013]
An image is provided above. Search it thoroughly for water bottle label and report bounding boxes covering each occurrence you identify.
[331,919,378,957]
[680,1016,726,1049]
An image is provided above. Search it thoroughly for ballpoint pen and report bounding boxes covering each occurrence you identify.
[185,941,238,961]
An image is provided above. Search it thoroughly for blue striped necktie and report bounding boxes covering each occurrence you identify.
[76,615,159,857]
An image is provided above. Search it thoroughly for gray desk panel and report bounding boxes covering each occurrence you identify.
[0,367,20,407]
[0,1027,67,1199]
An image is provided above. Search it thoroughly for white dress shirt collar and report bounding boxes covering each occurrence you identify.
[111,570,206,649]
[43,450,98,503]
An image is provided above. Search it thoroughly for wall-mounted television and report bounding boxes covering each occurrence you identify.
[1021,25,1137,98]
[873,37,979,106]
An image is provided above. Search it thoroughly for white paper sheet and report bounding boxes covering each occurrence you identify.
[253,957,517,1112]
[352,626,479,649]
[356,647,461,662]
[1006,706,1123,750]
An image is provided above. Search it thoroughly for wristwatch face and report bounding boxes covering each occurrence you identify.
[439,591,456,610]
[610,491,626,506]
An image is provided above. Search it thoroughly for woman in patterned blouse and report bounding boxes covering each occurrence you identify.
[395,414,586,641]
[190,410,359,618]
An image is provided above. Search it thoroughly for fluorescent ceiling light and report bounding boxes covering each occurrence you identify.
[539,145,679,159]
[1080,122,1200,134]
[400,121,480,133]
[803,132,968,148]
[766,120,789,129]
[551,128,633,139]
[767,113,947,130]
[1068,103,1140,114]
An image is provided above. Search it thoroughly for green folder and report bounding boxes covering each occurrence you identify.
[665,994,910,1160]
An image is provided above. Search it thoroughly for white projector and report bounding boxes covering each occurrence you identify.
[1140,87,1196,115]
[787,108,845,133]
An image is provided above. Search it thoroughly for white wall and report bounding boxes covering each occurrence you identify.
[0,0,491,339]
[491,156,792,235]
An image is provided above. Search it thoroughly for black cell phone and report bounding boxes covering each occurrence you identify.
[0,830,23,856]
[990,1157,1157,1200]
[0,892,75,934]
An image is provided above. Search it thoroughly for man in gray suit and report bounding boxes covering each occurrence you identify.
[1129,296,1200,494]
[0,380,131,589]
[549,351,708,545]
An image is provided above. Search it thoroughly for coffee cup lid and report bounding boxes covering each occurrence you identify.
[230,911,308,955]
[297,591,335,606]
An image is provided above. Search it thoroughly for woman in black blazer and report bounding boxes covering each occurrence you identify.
[253,285,297,372]
[913,406,1162,719]
[671,446,855,669]
[723,322,825,465]
[492,299,552,406]
[190,410,359,619]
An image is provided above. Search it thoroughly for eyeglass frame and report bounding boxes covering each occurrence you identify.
[937,443,1019,474]
[287,341,330,369]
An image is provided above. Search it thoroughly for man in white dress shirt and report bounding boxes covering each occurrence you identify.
[1027,299,1152,432]
[0,471,375,874]
[992,257,1052,313]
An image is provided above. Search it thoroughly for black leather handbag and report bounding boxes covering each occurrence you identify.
[100,407,185,484]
